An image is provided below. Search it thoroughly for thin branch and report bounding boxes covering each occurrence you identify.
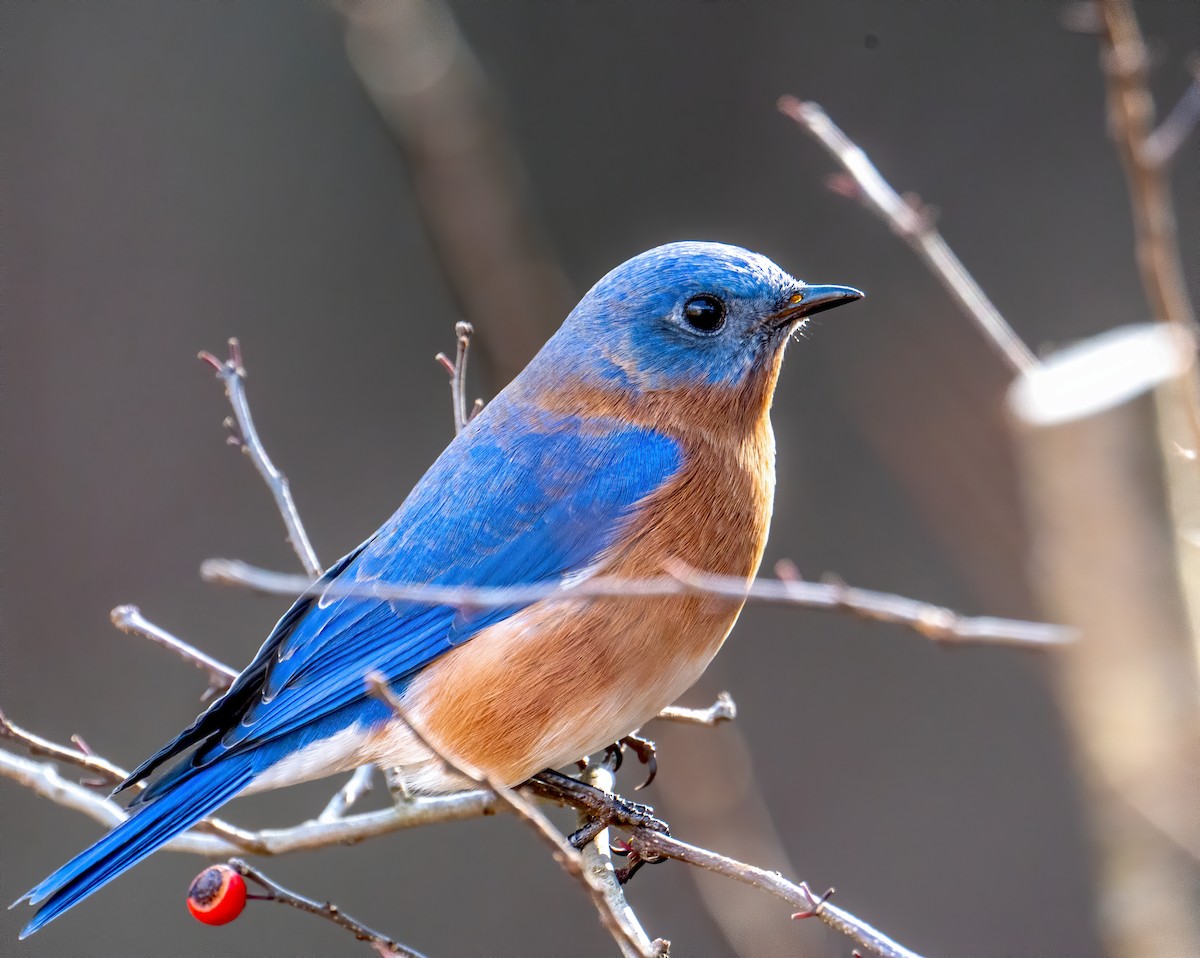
[364,673,662,958]
[0,708,128,790]
[654,692,737,728]
[628,829,925,958]
[434,321,481,434]
[110,605,236,699]
[1094,0,1197,334]
[318,765,376,823]
[0,746,498,857]
[777,96,1038,376]
[198,338,323,578]
[201,557,1073,650]
[229,858,427,958]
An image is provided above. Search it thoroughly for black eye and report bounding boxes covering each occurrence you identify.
[682,294,726,332]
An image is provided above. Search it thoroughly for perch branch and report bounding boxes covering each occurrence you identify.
[628,829,925,958]
[201,557,1072,650]
[777,96,1038,376]
[364,673,662,958]
[198,338,323,578]
[229,858,427,958]
[1095,0,1197,330]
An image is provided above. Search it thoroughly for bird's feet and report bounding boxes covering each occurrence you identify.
[527,768,670,844]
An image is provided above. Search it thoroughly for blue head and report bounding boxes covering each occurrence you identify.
[536,241,862,392]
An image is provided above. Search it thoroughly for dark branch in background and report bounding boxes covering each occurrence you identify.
[198,339,323,578]
[229,858,427,958]
[200,556,1073,650]
[777,96,1039,377]
[331,0,574,384]
[1093,0,1197,331]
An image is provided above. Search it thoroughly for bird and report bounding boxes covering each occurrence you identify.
[16,241,862,937]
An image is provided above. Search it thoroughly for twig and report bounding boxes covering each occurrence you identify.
[434,322,480,434]
[0,719,267,851]
[201,557,1072,650]
[654,693,737,728]
[110,605,236,699]
[229,858,427,958]
[629,830,925,958]
[1094,0,1197,332]
[198,338,323,578]
[318,765,376,823]
[777,96,1038,376]
[364,673,662,958]
[0,708,128,790]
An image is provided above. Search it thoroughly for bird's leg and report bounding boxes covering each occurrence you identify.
[526,768,670,847]
[383,766,412,803]
[617,731,657,790]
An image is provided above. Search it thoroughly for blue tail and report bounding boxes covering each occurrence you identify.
[15,756,255,937]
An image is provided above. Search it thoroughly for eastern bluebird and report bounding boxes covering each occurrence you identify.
[17,241,862,936]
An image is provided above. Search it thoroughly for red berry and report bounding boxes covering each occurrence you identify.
[187,864,247,925]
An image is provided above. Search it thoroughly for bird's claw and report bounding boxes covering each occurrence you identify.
[618,732,657,790]
[609,838,668,884]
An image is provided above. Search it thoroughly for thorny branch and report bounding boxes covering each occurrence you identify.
[228,858,427,958]
[199,338,323,579]
[777,96,1039,377]
[628,830,924,958]
[201,556,1072,650]
[364,673,663,958]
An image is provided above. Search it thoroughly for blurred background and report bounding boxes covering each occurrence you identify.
[4,1,1198,955]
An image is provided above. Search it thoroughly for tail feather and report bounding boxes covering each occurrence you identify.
[16,756,255,938]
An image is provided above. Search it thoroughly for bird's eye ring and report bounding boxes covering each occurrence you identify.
[682,294,726,333]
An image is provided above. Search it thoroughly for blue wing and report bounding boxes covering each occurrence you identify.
[122,397,682,795]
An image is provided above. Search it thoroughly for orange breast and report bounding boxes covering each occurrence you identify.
[393,360,783,788]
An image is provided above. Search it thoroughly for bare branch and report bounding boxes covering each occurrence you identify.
[364,673,663,958]
[434,322,481,435]
[202,557,1072,650]
[318,765,376,823]
[655,692,737,728]
[1094,0,1197,330]
[110,605,236,699]
[0,746,499,858]
[228,858,427,958]
[629,829,925,958]
[198,338,323,578]
[777,96,1038,376]
[0,708,128,790]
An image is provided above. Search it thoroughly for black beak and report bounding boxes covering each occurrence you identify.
[769,283,864,326]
